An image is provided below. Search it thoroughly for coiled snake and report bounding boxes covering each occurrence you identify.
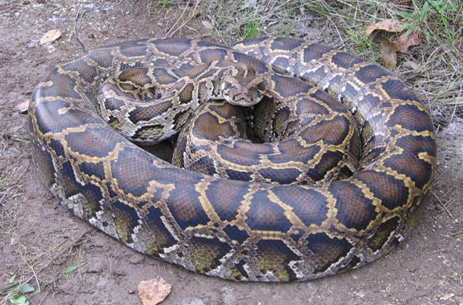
[29,37,436,282]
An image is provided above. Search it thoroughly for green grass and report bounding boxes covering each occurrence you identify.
[241,20,260,40]
[159,0,170,9]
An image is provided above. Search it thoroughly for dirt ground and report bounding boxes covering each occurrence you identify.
[0,1,462,304]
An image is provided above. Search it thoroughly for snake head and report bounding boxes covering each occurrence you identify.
[221,73,265,107]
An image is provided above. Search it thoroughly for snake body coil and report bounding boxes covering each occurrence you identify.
[29,37,436,282]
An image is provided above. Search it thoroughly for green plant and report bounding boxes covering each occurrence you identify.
[241,20,260,40]
[159,0,169,9]
[62,262,86,275]
[397,0,457,44]
[0,274,37,305]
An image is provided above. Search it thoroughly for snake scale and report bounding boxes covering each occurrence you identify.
[29,37,436,282]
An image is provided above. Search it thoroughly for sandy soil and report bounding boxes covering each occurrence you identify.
[0,1,462,304]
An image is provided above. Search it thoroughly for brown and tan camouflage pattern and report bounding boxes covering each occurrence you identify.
[29,37,436,282]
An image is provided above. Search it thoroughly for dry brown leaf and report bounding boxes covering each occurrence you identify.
[138,277,172,305]
[381,39,398,69]
[366,19,406,36]
[15,100,30,113]
[40,29,61,45]
[391,30,421,52]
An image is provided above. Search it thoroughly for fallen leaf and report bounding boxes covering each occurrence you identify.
[366,19,405,36]
[138,277,172,305]
[201,20,213,30]
[391,30,421,52]
[15,101,30,114]
[40,29,61,45]
[381,39,398,69]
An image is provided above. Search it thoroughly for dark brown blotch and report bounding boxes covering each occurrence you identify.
[199,48,228,63]
[270,37,304,51]
[272,185,328,226]
[331,52,364,69]
[299,115,351,145]
[65,127,122,157]
[382,79,420,101]
[272,74,312,97]
[79,161,106,181]
[117,40,148,57]
[153,38,192,56]
[167,179,210,229]
[190,236,232,274]
[143,206,178,256]
[255,239,300,282]
[151,68,179,85]
[366,216,400,251]
[110,146,159,197]
[232,52,269,74]
[193,111,237,141]
[271,139,321,164]
[61,60,98,84]
[128,100,173,123]
[257,167,302,184]
[330,181,378,231]
[384,135,436,189]
[245,190,293,232]
[387,104,434,132]
[303,43,333,62]
[354,65,391,84]
[354,170,409,210]
[307,150,344,181]
[305,233,353,273]
[86,49,114,68]
[206,180,250,221]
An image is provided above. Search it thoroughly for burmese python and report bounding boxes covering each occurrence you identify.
[29,37,436,282]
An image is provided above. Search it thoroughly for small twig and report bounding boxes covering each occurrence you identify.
[431,190,454,218]
[164,0,199,38]
[441,231,463,238]
[0,163,29,205]
[37,291,49,305]
[25,261,41,295]
[448,85,463,125]
[163,0,191,38]
[0,228,90,305]
[10,228,92,293]
[73,7,90,53]
[327,16,344,47]
[263,0,293,20]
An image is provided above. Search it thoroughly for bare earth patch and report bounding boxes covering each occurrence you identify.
[0,1,461,304]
